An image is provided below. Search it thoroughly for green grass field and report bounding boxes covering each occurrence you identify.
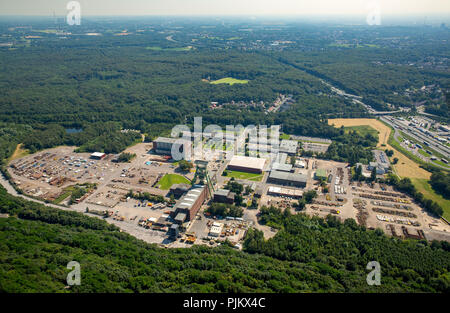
[52,189,73,204]
[411,178,450,220]
[52,183,96,204]
[157,174,191,190]
[418,149,431,157]
[280,133,290,140]
[432,159,449,167]
[210,77,249,85]
[344,125,379,141]
[223,170,263,182]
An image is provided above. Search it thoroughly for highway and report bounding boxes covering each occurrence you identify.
[320,75,450,166]
[380,116,450,160]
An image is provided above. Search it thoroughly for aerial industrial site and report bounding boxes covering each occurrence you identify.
[7,123,450,248]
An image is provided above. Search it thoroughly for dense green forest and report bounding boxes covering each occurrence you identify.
[20,122,142,154]
[0,186,449,292]
[2,20,447,160]
[0,123,31,166]
[317,128,377,165]
[430,171,450,200]
[279,49,450,116]
[0,45,376,163]
[244,206,450,292]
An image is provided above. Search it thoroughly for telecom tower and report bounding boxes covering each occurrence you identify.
[192,160,214,198]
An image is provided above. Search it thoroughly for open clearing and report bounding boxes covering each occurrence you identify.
[157,173,191,190]
[210,77,249,85]
[328,118,430,179]
[343,125,379,141]
[411,178,450,220]
[328,118,389,147]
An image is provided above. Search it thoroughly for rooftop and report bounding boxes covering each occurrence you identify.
[154,137,178,144]
[154,137,190,145]
[91,152,105,157]
[214,188,231,197]
[279,140,298,154]
[175,212,187,222]
[272,162,293,172]
[275,153,288,164]
[268,186,303,197]
[175,185,205,211]
[269,170,307,183]
[228,155,266,171]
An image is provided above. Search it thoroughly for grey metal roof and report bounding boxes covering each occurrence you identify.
[155,137,190,145]
[269,170,307,183]
[279,140,298,154]
[175,213,187,222]
[155,137,178,144]
[275,153,288,164]
[214,189,230,197]
[272,162,292,172]
[156,216,168,224]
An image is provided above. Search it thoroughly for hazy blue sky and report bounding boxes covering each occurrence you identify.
[1,0,449,16]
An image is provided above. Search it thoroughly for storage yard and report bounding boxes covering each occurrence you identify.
[349,182,448,234]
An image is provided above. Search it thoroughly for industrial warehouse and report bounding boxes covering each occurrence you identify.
[172,185,208,223]
[267,186,303,198]
[227,155,266,173]
[153,137,191,159]
[267,170,308,187]
[279,139,298,155]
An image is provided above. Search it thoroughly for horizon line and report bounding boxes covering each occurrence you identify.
[1,13,450,17]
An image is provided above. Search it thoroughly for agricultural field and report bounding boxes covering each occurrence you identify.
[223,170,263,181]
[328,118,430,179]
[156,173,191,190]
[209,77,249,85]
